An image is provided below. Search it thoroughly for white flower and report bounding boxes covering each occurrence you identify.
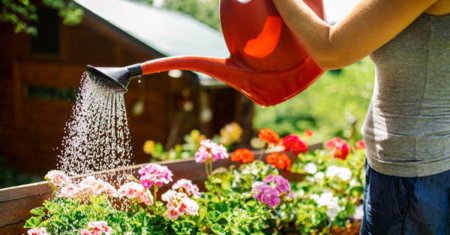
[353,204,364,220]
[325,166,352,181]
[303,163,318,174]
[311,191,343,221]
[314,172,325,180]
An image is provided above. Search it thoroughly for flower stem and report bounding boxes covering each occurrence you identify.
[209,158,213,174]
[205,161,209,176]
[153,185,158,201]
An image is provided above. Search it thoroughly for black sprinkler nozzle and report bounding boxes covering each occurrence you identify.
[86,64,142,92]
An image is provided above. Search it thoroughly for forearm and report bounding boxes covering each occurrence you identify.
[272,0,438,70]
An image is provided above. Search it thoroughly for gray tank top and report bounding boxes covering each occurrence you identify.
[363,14,450,177]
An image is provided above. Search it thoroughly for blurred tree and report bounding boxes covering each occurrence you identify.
[163,0,220,30]
[253,59,375,142]
[0,0,83,36]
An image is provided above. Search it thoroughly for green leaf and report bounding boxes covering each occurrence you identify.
[24,216,42,228]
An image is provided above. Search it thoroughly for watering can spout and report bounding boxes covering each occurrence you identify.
[87,55,323,107]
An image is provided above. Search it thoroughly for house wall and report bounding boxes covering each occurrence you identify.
[0,7,252,175]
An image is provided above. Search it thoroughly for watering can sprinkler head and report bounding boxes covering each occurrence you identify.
[86,64,142,92]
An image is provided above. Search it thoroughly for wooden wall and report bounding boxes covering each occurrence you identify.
[0,7,253,176]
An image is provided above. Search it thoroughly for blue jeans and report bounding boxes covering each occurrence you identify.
[361,163,450,235]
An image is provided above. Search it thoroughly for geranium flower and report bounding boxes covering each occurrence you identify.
[172,179,201,198]
[252,182,281,208]
[80,221,112,235]
[77,176,117,198]
[138,164,173,188]
[118,182,153,205]
[355,139,366,150]
[252,174,292,208]
[282,134,308,155]
[325,166,352,181]
[194,139,228,163]
[266,152,291,172]
[303,163,318,174]
[231,148,255,164]
[45,170,71,188]
[258,128,281,146]
[58,183,78,199]
[162,190,199,220]
[27,227,49,235]
[325,137,350,160]
[311,192,342,221]
[220,122,242,146]
[263,174,291,194]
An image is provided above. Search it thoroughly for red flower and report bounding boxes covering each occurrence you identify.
[258,128,281,146]
[231,148,255,164]
[282,134,308,155]
[266,152,291,172]
[355,139,366,150]
[325,137,350,160]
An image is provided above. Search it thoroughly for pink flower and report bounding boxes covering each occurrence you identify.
[252,183,280,208]
[77,176,117,198]
[162,190,199,220]
[27,227,49,235]
[58,183,79,199]
[81,221,112,235]
[45,170,71,188]
[252,174,293,208]
[118,182,153,205]
[172,179,201,198]
[325,137,350,160]
[194,139,228,163]
[263,174,291,194]
[282,134,308,155]
[138,164,173,188]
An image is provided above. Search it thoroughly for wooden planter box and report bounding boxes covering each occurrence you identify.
[0,158,236,235]
[0,144,325,234]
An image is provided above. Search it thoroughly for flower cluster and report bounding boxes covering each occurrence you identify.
[325,166,352,181]
[258,128,281,146]
[194,139,228,163]
[172,179,201,198]
[161,190,199,220]
[117,182,153,205]
[231,148,255,164]
[46,173,116,200]
[75,176,117,198]
[311,191,343,221]
[252,174,292,208]
[265,152,291,172]
[138,163,173,189]
[45,170,71,189]
[80,221,112,235]
[282,134,308,155]
[27,227,49,235]
[219,122,242,146]
[325,137,350,160]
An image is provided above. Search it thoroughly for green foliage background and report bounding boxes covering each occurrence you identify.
[253,59,375,141]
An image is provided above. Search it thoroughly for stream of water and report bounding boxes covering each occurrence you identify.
[57,72,134,182]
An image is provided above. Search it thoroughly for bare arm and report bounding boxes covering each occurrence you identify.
[272,0,437,69]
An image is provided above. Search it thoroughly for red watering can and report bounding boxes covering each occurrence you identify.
[87,0,325,106]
